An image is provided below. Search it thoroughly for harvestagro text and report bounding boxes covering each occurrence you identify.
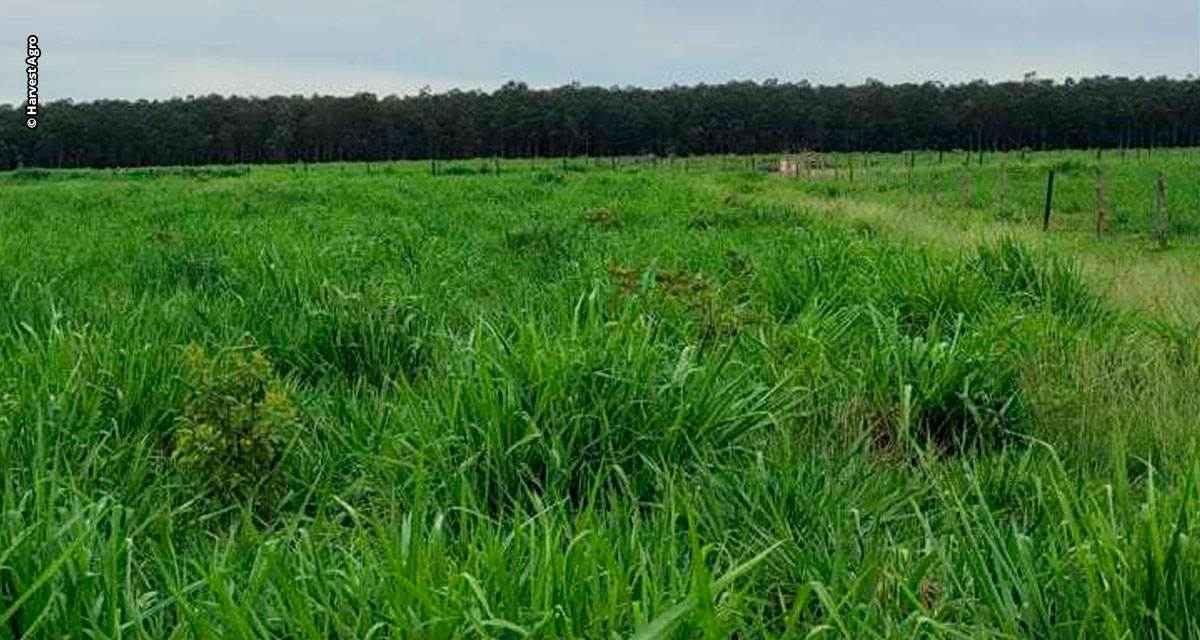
[26,35,39,129]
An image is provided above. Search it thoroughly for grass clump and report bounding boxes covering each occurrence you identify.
[870,313,1024,454]
[883,256,989,336]
[972,237,1100,318]
[502,227,570,271]
[260,283,429,384]
[135,233,228,291]
[439,296,789,511]
[284,299,425,387]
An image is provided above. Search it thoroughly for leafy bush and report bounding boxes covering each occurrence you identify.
[172,345,299,501]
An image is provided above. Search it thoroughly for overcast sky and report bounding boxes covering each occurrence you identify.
[5,0,1198,105]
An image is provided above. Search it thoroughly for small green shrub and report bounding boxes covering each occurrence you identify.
[173,345,299,501]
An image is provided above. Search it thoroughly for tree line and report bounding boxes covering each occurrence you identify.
[2,75,1198,169]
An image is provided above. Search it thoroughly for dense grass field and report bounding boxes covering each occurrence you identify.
[3,152,1200,638]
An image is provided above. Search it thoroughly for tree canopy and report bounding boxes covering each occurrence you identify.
[3,75,1198,169]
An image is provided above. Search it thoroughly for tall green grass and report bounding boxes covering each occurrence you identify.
[2,157,1199,637]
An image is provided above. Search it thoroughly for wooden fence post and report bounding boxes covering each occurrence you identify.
[1042,170,1056,232]
[1094,170,1110,236]
[1155,172,1169,249]
[998,160,1009,210]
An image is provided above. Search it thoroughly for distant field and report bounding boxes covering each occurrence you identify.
[3,152,1200,638]
[781,148,1200,235]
